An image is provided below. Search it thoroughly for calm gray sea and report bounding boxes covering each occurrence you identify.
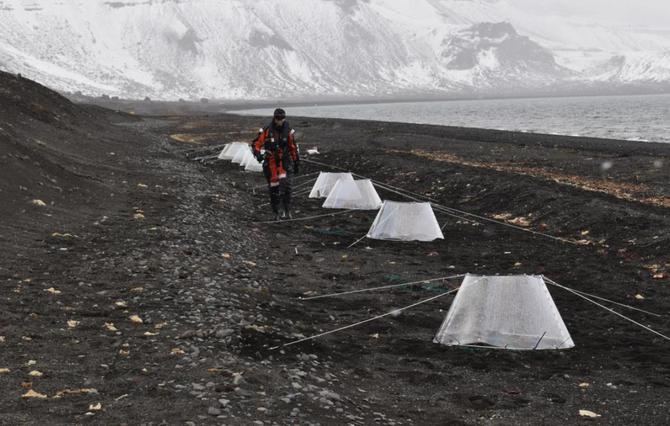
[233,94,670,144]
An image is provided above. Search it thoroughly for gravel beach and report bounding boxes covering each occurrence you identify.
[1,72,669,424]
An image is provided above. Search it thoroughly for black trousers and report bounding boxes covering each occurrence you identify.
[263,163,293,214]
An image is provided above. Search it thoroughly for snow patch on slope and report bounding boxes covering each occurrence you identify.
[0,0,668,99]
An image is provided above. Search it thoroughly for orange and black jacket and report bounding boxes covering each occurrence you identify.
[252,121,299,184]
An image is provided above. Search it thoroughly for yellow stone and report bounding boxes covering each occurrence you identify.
[22,389,47,399]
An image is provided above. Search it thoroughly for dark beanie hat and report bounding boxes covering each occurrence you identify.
[273,108,286,119]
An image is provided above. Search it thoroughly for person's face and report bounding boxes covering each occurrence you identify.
[274,117,285,125]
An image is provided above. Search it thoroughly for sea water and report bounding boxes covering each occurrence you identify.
[233,94,670,144]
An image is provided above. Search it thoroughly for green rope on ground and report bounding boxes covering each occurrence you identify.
[312,227,351,237]
[383,274,403,282]
[419,282,452,293]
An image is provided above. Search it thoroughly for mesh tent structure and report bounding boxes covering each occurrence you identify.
[434,274,574,350]
[309,172,355,198]
[244,157,264,172]
[239,150,256,168]
[231,146,252,164]
[217,143,231,159]
[366,201,444,241]
[322,179,382,210]
[218,142,248,160]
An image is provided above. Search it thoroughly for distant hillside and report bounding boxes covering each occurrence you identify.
[0,0,669,100]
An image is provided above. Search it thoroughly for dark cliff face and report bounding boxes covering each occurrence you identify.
[442,22,566,76]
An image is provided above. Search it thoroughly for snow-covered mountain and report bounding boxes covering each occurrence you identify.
[582,52,670,84]
[0,0,668,100]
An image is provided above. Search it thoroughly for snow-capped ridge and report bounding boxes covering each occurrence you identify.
[0,0,667,100]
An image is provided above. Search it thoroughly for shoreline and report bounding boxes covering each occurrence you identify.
[68,87,670,112]
[218,111,670,156]
[220,90,670,112]
[225,93,670,146]
[79,94,670,147]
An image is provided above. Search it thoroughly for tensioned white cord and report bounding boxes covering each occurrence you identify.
[270,287,460,350]
[255,177,320,208]
[292,177,320,190]
[302,158,579,245]
[256,209,357,224]
[568,287,661,317]
[181,143,228,156]
[256,186,315,207]
[346,200,401,247]
[251,171,321,190]
[371,180,481,226]
[347,234,368,249]
[292,171,322,181]
[293,186,316,196]
[544,276,670,342]
[371,178,577,244]
[300,274,465,301]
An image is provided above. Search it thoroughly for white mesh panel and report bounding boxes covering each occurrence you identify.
[434,274,574,350]
[366,201,444,241]
[239,150,255,167]
[322,179,382,210]
[219,142,247,160]
[244,158,263,172]
[308,173,354,198]
[231,146,250,164]
[217,143,231,159]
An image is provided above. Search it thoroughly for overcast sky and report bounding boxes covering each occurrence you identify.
[506,0,670,27]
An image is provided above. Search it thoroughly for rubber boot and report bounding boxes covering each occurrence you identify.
[279,180,292,220]
[269,186,281,220]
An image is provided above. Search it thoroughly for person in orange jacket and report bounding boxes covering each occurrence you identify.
[253,108,300,220]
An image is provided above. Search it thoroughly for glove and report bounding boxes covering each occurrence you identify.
[254,152,263,162]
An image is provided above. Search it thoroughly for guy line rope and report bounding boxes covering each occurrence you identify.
[279,273,667,350]
[251,171,321,190]
[255,176,319,207]
[544,276,670,342]
[256,209,357,225]
[302,158,580,246]
[271,287,461,350]
[300,274,465,301]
